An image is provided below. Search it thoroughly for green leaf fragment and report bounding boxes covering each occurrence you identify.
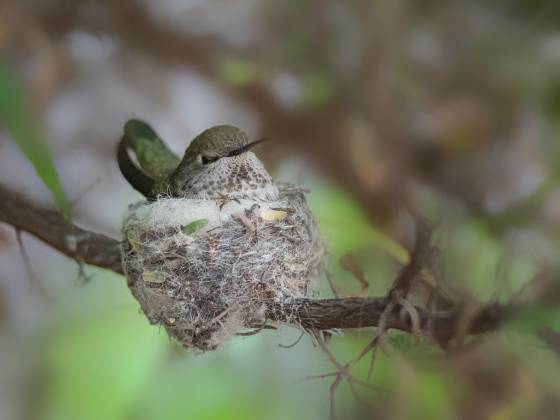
[182,218,209,235]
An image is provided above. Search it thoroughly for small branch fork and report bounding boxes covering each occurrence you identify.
[287,217,498,419]
[0,183,514,340]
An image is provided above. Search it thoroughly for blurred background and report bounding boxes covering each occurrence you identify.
[1,0,560,419]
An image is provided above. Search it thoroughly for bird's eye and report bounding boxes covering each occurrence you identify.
[201,155,220,165]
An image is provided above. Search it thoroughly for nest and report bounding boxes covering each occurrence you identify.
[121,184,327,351]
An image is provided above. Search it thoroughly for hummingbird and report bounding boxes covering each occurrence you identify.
[118,120,327,352]
[118,119,279,202]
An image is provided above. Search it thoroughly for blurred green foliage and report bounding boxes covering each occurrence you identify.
[309,186,408,263]
[0,64,70,216]
[24,180,559,420]
[218,58,258,87]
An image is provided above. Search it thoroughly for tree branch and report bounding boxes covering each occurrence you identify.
[0,183,512,341]
[268,299,510,341]
[0,184,123,273]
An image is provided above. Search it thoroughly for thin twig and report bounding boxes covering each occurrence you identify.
[340,252,369,293]
[15,228,48,296]
[326,271,343,298]
[279,330,306,349]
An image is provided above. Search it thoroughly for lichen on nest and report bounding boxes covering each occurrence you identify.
[121,184,327,352]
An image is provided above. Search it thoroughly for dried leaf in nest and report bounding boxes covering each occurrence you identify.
[261,209,288,221]
[142,270,166,284]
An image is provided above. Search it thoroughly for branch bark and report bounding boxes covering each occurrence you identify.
[268,299,510,341]
[0,184,123,273]
[0,183,512,341]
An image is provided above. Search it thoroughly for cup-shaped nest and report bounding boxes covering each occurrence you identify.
[121,185,327,351]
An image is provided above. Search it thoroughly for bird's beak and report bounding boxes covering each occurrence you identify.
[226,137,269,158]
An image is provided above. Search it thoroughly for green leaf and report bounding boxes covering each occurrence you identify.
[0,63,70,216]
[182,218,209,235]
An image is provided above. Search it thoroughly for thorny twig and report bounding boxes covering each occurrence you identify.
[308,216,443,419]
[347,216,433,383]
[308,331,379,420]
[352,299,398,382]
